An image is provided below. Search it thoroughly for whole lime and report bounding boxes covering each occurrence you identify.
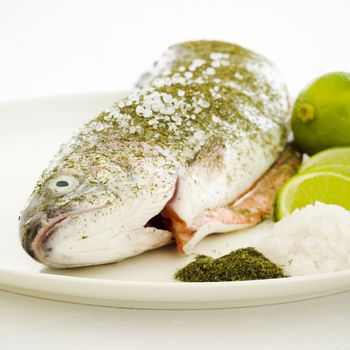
[291,72,350,155]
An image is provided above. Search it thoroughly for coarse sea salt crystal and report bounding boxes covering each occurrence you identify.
[151,102,161,112]
[256,202,350,276]
[168,123,177,131]
[198,98,210,108]
[143,109,153,118]
[135,125,143,134]
[172,76,186,85]
[119,120,129,128]
[148,119,158,126]
[153,77,171,88]
[212,115,220,123]
[171,115,182,125]
[205,67,216,75]
[161,93,173,103]
[162,68,171,76]
[210,52,228,60]
[189,59,205,71]
[136,105,145,115]
[194,77,204,84]
[167,106,176,115]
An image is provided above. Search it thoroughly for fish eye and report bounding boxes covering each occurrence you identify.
[48,175,80,196]
[56,180,69,187]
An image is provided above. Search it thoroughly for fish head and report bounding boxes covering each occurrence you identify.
[19,141,177,268]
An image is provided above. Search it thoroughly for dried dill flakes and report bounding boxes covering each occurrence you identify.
[174,247,286,282]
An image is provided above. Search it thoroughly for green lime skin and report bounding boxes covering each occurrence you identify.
[292,72,350,155]
[298,147,350,172]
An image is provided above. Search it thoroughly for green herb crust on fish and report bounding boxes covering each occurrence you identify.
[19,41,300,268]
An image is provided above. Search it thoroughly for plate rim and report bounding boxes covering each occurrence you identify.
[1,264,350,289]
[2,92,350,308]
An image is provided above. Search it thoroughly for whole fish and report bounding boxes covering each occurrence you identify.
[19,41,299,268]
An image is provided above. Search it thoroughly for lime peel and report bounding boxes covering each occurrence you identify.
[299,147,350,173]
[302,163,350,176]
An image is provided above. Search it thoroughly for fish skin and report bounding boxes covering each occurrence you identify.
[20,40,290,268]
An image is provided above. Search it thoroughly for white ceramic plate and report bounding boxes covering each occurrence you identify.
[1,92,350,309]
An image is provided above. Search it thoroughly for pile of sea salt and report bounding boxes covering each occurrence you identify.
[256,202,350,276]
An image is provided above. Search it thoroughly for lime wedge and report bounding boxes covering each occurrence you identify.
[275,171,350,220]
[299,147,350,173]
[303,163,350,175]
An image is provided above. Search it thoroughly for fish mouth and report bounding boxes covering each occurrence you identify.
[31,214,68,263]
[20,207,103,265]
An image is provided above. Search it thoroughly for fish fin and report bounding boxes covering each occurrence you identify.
[183,222,254,254]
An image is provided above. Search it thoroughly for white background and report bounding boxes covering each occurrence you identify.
[1,0,350,102]
[1,0,350,349]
